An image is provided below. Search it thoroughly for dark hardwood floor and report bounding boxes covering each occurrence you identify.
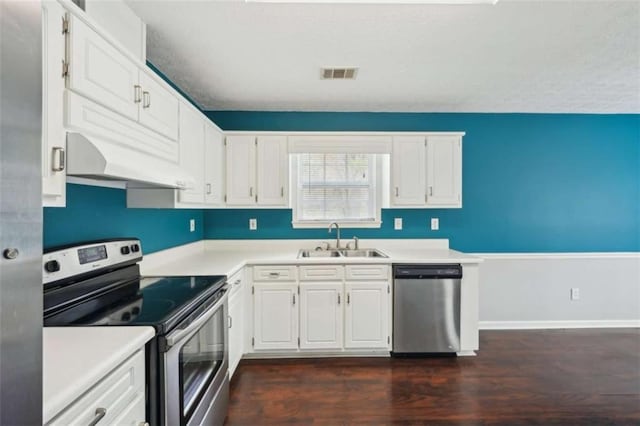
[225,329,640,425]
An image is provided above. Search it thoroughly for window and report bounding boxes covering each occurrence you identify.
[292,153,382,228]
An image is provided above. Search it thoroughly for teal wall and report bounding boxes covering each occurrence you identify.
[44,184,204,254]
[204,112,640,253]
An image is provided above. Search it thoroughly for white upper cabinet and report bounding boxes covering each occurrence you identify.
[299,282,343,350]
[67,15,139,121]
[225,134,289,207]
[426,135,462,207]
[256,136,288,206]
[390,133,463,208]
[204,123,225,206]
[391,136,427,206]
[67,14,179,142]
[344,282,389,349]
[42,0,67,207]
[177,102,205,204]
[253,283,299,351]
[138,71,179,141]
[83,0,146,61]
[225,135,257,205]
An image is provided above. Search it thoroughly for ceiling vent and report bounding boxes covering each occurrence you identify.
[321,67,358,80]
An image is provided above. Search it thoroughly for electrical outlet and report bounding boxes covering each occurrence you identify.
[189,219,196,232]
[394,218,402,230]
[249,218,257,231]
[571,288,580,301]
[431,218,439,231]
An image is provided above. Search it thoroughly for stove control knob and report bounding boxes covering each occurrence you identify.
[120,246,131,255]
[131,244,140,253]
[44,260,60,273]
[121,312,131,321]
[131,306,140,315]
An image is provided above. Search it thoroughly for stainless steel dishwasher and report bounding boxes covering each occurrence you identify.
[392,264,462,355]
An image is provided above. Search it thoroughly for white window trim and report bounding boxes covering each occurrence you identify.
[290,154,384,229]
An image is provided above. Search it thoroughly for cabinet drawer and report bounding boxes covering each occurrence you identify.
[345,265,390,281]
[108,391,145,426]
[228,268,244,296]
[299,265,344,281]
[253,265,297,282]
[47,350,145,426]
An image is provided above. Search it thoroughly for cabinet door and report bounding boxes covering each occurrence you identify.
[225,135,256,205]
[345,282,389,349]
[138,70,179,141]
[299,282,343,350]
[108,391,146,426]
[42,0,67,207]
[256,136,288,206]
[204,124,225,206]
[228,289,244,377]
[177,103,205,204]
[391,136,426,206]
[253,283,298,350]
[67,15,139,121]
[426,135,462,207]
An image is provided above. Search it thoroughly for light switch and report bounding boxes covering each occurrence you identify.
[249,218,257,230]
[189,219,196,232]
[394,218,402,230]
[431,218,439,231]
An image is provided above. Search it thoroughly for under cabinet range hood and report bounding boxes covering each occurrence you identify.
[66,133,195,189]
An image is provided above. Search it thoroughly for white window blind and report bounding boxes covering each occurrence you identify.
[294,153,377,224]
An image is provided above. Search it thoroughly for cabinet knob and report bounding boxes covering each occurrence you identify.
[395,187,399,197]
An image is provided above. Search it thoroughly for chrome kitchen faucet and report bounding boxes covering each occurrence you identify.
[328,222,341,249]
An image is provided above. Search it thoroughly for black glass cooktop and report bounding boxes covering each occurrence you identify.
[44,268,226,334]
[129,275,226,332]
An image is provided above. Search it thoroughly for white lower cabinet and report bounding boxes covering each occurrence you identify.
[253,283,299,350]
[345,281,390,349]
[46,349,146,426]
[109,392,145,426]
[299,282,343,350]
[228,280,244,377]
[250,265,391,355]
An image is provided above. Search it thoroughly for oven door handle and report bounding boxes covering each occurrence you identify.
[165,287,228,348]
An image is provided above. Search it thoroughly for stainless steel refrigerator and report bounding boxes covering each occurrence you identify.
[0,1,43,425]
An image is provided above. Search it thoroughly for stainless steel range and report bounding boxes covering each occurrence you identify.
[43,238,229,426]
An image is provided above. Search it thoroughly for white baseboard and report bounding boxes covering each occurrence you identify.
[479,320,640,330]
[243,351,390,359]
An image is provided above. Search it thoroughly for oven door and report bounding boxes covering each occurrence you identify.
[163,286,229,426]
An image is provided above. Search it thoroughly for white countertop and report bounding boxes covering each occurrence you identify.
[43,326,155,423]
[142,239,482,277]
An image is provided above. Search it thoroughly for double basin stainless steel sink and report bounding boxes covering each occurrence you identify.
[298,249,388,259]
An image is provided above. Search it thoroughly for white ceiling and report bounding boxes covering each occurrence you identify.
[126,0,640,113]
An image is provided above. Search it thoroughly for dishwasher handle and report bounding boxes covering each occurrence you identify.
[393,264,462,279]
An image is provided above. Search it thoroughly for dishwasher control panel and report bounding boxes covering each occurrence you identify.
[393,264,462,279]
